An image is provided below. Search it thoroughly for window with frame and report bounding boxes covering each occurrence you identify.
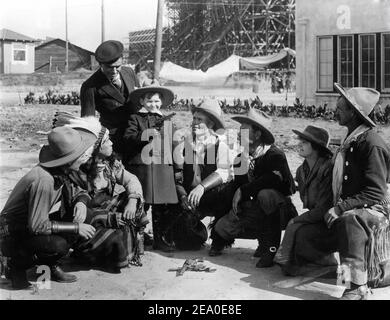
[12,43,27,63]
[359,34,376,88]
[317,36,333,91]
[382,33,390,91]
[338,35,354,88]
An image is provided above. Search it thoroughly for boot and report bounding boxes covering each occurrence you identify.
[152,206,175,252]
[50,265,77,283]
[209,231,232,257]
[256,210,281,268]
[253,240,262,258]
[9,268,31,290]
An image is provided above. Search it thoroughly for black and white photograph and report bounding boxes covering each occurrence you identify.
[0,0,390,303]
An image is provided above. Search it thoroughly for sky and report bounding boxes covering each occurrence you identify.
[0,0,165,51]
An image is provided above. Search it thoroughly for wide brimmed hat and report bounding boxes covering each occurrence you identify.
[334,82,379,127]
[39,126,97,168]
[231,108,275,144]
[95,40,124,64]
[129,79,174,109]
[191,98,226,131]
[292,125,333,157]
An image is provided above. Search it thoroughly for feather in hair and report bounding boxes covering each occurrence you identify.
[52,111,102,137]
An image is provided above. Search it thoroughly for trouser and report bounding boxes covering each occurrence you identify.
[196,182,237,221]
[293,208,387,285]
[1,233,72,271]
[214,189,291,254]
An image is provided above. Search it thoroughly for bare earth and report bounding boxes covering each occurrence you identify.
[1,90,390,300]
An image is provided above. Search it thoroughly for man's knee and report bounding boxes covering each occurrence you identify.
[256,189,284,213]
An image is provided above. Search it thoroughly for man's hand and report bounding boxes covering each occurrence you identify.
[232,188,242,215]
[324,207,339,229]
[123,198,138,221]
[73,202,87,223]
[78,223,96,239]
[188,184,205,208]
[180,195,193,212]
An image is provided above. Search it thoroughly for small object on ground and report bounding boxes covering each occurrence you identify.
[169,258,216,276]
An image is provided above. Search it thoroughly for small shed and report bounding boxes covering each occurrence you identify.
[0,28,36,74]
[35,38,95,73]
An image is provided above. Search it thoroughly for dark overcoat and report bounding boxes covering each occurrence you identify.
[123,112,178,204]
[80,66,140,153]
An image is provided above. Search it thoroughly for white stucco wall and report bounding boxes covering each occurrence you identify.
[2,41,35,74]
[296,0,390,107]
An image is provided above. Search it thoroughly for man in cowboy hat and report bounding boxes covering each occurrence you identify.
[209,108,297,268]
[80,40,140,157]
[314,83,390,300]
[0,126,97,289]
[172,98,236,249]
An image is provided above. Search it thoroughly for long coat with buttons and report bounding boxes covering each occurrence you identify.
[336,129,390,214]
[80,67,140,154]
[123,112,178,205]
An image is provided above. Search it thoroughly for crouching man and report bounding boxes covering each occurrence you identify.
[325,83,389,299]
[0,127,97,289]
[209,108,297,268]
[172,98,236,250]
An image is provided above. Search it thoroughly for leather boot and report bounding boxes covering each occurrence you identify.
[209,233,228,257]
[10,268,31,290]
[152,207,175,252]
[50,265,77,283]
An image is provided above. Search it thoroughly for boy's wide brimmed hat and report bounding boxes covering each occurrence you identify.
[191,98,226,131]
[95,40,124,64]
[334,82,380,127]
[129,79,174,109]
[231,108,275,144]
[292,125,333,157]
[39,126,96,168]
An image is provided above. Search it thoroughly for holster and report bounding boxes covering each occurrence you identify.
[200,172,223,192]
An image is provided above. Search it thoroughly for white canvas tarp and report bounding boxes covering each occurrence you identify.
[159,48,296,83]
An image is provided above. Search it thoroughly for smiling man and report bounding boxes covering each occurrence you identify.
[80,40,140,158]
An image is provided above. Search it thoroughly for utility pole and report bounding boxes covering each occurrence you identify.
[153,0,163,81]
[101,0,105,42]
[65,0,69,73]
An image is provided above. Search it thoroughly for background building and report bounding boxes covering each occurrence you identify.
[296,0,390,107]
[35,38,96,73]
[0,28,36,74]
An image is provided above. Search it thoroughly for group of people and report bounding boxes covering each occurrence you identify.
[1,40,389,301]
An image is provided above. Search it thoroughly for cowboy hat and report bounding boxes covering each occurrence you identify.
[191,98,226,131]
[95,40,124,64]
[39,126,97,168]
[231,108,275,144]
[334,82,380,127]
[292,125,333,157]
[129,78,174,109]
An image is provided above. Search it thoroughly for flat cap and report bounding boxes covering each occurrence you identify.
[95,40,124,64]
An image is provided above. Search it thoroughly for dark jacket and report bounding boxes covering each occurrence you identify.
[234,145,296,201]
[80,66,139,131]
[294,157,333,224]
[336,129,390,213]
[123,112,178,204]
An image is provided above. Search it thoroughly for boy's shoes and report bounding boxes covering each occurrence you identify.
[256,247,277,268]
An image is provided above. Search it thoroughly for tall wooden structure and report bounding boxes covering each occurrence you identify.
[128,0,295,71]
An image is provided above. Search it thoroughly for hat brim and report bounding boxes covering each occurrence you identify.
[231,115,275,144]
[39,129,96,168]
[191,106,226,131]
[129,86,174,109]
[292,129,333,157]
[334,83,376,127]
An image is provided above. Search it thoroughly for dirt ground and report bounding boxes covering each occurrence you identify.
[1,95,390,300]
